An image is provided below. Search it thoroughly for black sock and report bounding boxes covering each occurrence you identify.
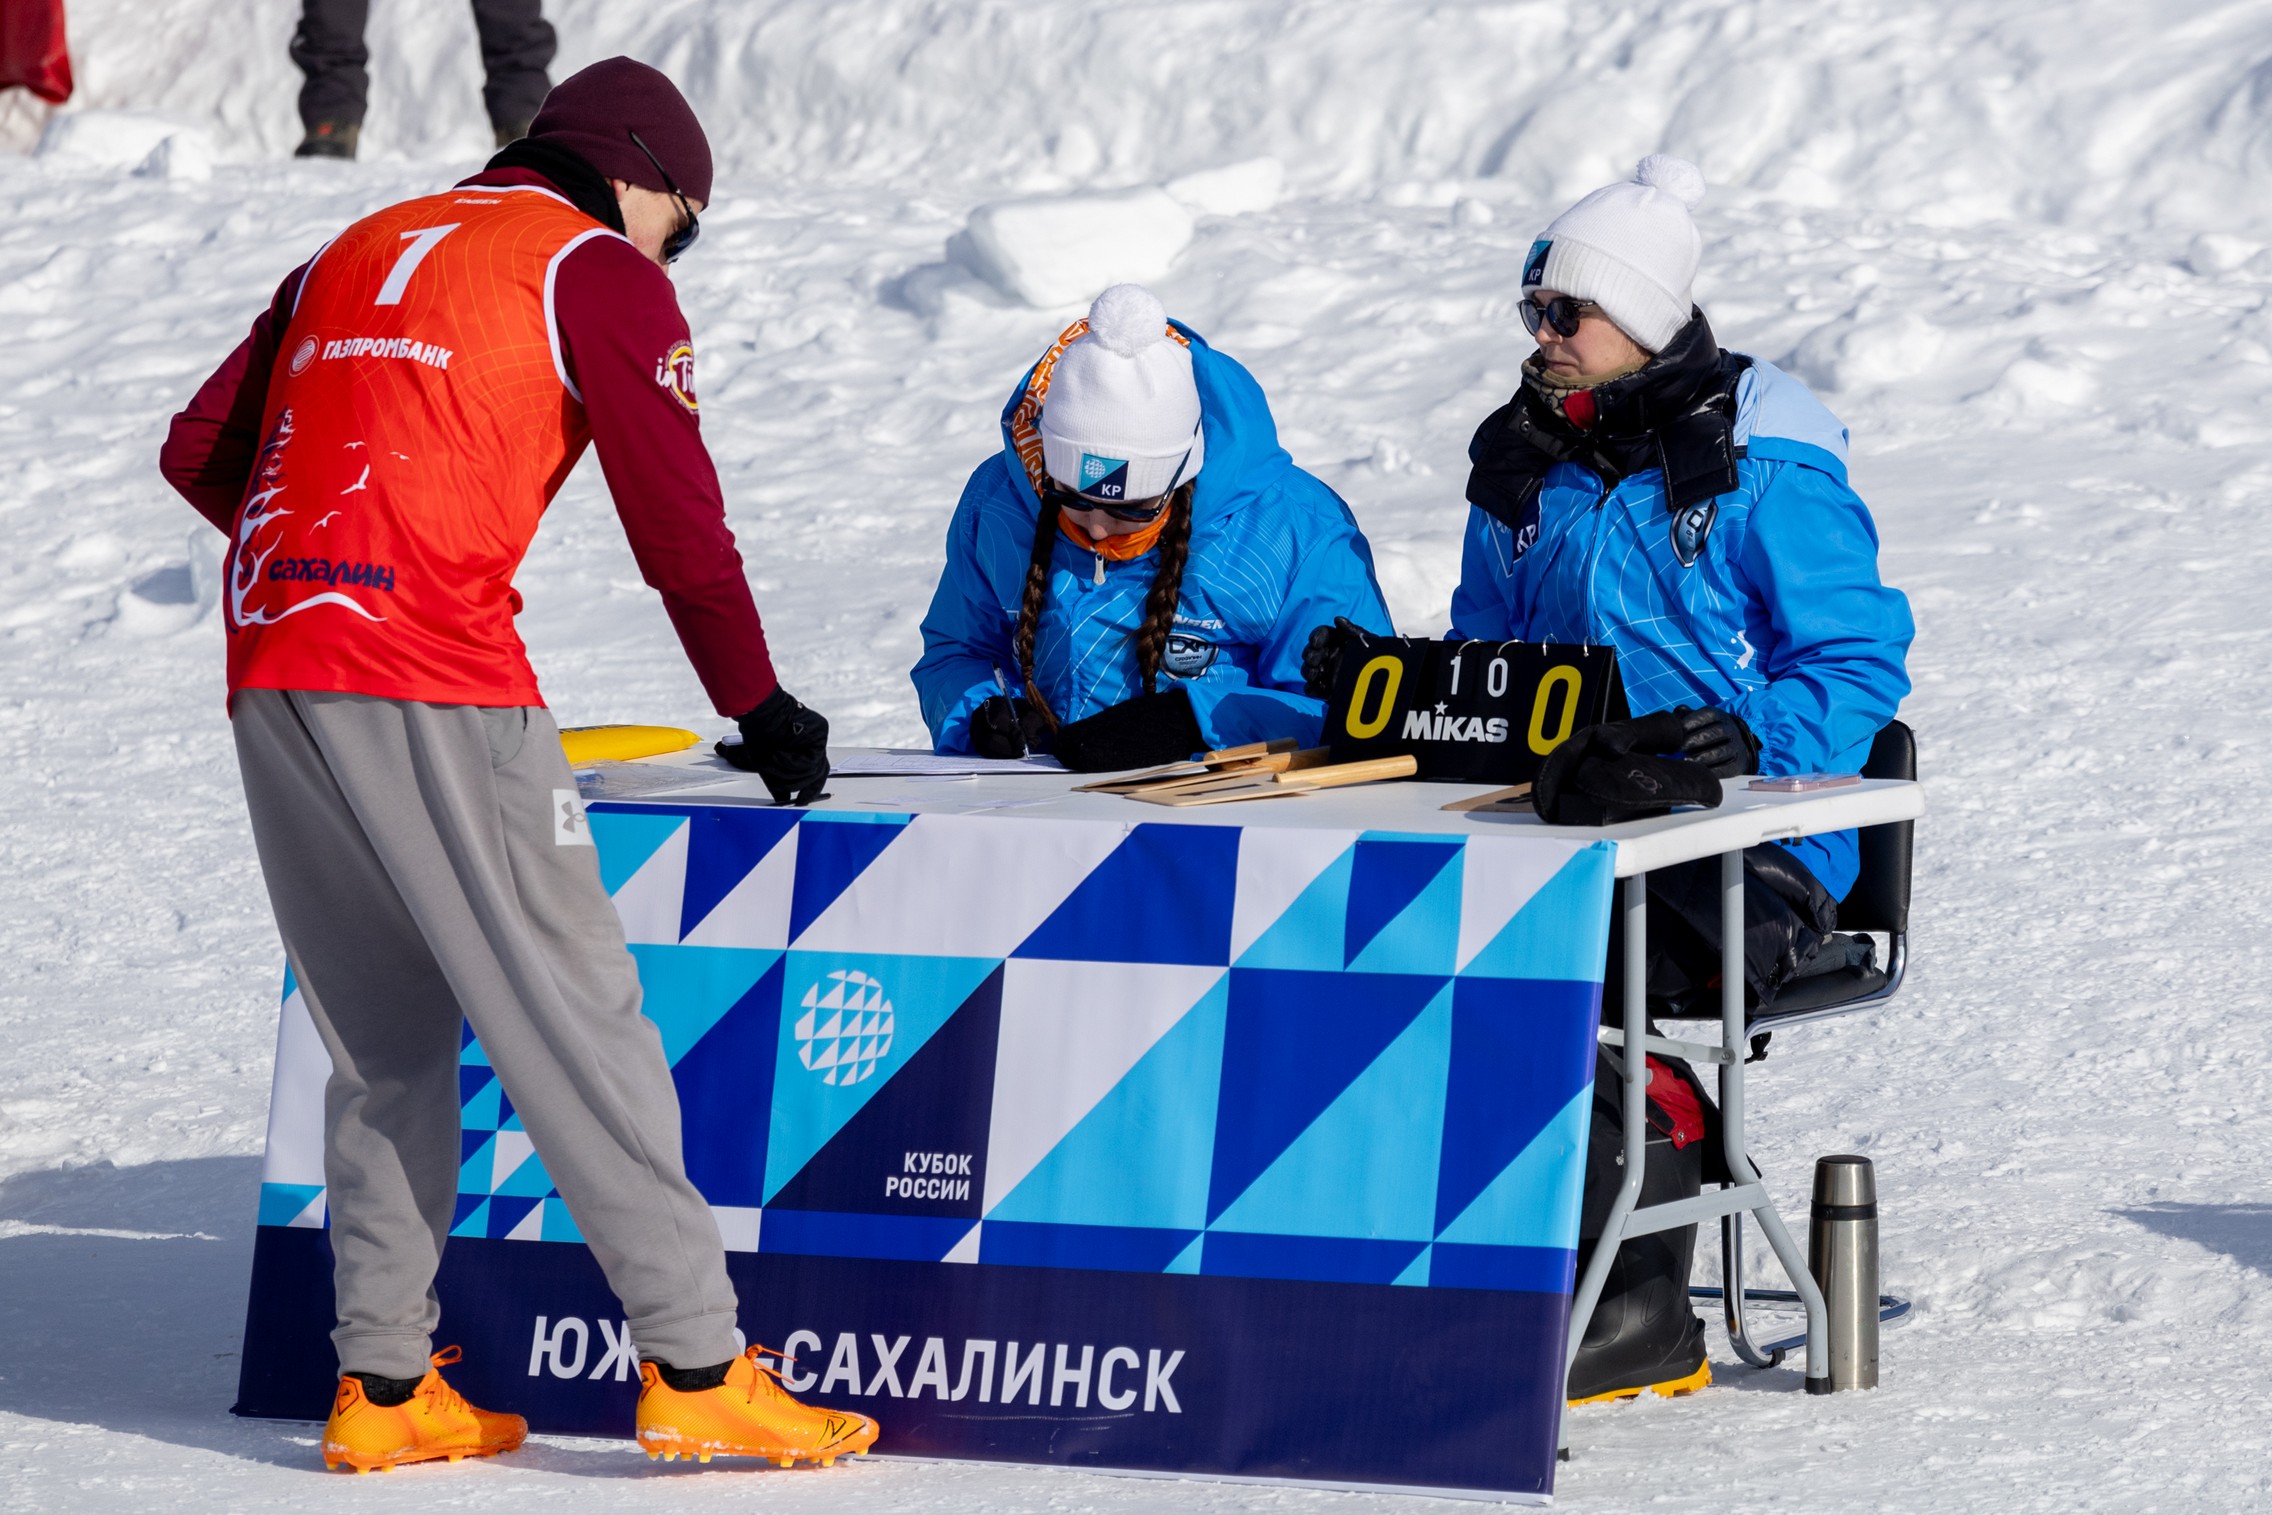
[347,1370,423,1407]
[655,1358,733,1393]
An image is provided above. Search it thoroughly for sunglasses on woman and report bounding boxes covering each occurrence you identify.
[1520,294,1599,339]
[1041,480,1175,524]
[628,129,700,263]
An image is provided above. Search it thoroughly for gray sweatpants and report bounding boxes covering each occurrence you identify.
[232,688,740,1380]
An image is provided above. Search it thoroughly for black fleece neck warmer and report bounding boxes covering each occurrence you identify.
[483,137,627,234]
[1465,311,1750,551]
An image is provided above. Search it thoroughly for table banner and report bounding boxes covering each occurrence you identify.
[235,802,1614,1499]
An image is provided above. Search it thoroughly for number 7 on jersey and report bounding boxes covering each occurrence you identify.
[374,224,461,307]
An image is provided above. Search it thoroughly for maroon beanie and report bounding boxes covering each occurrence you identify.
[527,57,713,206]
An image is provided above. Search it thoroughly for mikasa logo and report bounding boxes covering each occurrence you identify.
[795,970,896,1086]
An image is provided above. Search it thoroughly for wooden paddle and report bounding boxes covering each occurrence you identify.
[1129,753,1418,806]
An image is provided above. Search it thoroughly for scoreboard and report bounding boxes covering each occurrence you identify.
[1324,633,1625,784]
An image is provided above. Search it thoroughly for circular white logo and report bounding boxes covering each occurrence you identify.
[795,970,895,1086]
[290,336,318,376]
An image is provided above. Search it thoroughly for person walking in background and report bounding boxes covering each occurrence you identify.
[160,57,862,1474]
[292,0,556,158]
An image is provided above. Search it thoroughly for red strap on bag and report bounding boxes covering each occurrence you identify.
[0,0,73,105]
[1644,1056,1708,1149]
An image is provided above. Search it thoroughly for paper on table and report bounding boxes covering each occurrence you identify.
[828,749,1067,777]
[573,761,742,800]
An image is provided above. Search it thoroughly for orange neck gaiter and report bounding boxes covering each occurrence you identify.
[1060,505,1173,562]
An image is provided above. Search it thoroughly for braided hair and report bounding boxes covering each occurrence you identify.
[1013,491,1064,730]
[1013,482,1196,730]
[1131,484,1195,694]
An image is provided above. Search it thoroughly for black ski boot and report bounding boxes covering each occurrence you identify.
[1566,1049,1713,1404]
[295,120,359,160]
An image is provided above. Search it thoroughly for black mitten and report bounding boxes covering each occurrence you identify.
[1301,617,1363,699]
[1533,714,1726,825]
[715,686,831,805]
[969,694,1047,760]
[1052,687,1205,773]
[1675,706,1760,777]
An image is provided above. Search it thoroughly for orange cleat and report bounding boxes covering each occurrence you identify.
[635,1346,878,1467]
[321,1346,527,1473]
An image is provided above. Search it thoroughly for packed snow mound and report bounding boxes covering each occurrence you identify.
[26,0,2272,235]
[1164,158,1286,218]
[952,188,1194,308]
[36,109,212,180]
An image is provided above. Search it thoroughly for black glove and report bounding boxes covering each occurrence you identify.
[1675,705,1760,778]
[716,686,830,805]
[1533,711,1727,825]
[1052,687,1205,773]
[969,694,1052,760]
[1301,617,1363,699]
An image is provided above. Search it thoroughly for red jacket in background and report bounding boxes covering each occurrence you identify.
[160,166,779,719]
[0,0,72,105]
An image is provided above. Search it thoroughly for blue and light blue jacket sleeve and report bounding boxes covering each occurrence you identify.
[1181,488,1397,749]
[1724,459,1914,778]
[913,479,1016,754]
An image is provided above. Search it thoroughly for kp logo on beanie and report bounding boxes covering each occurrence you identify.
[1523,239,1552,289]
[1078,453,1130,501]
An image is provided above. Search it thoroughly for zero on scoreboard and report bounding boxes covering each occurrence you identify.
[1325,633,1625,784]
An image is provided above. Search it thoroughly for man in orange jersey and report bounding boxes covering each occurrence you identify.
[160,58,872,1474]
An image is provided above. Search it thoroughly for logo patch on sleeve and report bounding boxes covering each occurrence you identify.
[1078,453,1130,501]
[1523,238,1552,288]
[655,342,698,414]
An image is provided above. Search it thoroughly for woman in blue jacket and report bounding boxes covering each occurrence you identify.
[1432,157,1912,1408]
[914,284,1392,769]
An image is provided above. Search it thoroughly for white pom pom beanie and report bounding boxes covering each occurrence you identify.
[1039,284,1205,504]
[1522,155,1706,353]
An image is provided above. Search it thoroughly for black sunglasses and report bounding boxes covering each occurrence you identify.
[1520,294,1598,339]
[627,129,700,263]
[1042,479,1174,525]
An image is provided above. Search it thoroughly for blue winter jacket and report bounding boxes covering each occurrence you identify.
[1448,358,1913,899]
[915,325,1394,754]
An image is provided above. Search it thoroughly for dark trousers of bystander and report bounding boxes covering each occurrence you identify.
[291,0,557,136]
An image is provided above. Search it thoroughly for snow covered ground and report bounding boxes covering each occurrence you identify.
[6,0,2272,1508]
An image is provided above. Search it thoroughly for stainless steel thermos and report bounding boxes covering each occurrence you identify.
[1807,1154,1880,1391]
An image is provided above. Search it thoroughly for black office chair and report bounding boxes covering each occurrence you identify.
[1746,718,1915,1030]
[1672,718,1918,1365]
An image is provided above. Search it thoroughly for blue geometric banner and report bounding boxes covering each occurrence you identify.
[238,803,1613,1499]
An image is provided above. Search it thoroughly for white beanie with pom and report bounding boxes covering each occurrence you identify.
[1040,284,1205,504]
[1523,155,1706,353]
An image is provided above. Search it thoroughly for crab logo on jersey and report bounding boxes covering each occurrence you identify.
[794,970,895,1086]
[655,342,698,414]
[289,336,319,376]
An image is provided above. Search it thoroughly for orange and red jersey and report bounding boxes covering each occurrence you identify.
[162,167,777,716]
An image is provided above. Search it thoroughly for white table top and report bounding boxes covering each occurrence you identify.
[590,749,1925,878]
